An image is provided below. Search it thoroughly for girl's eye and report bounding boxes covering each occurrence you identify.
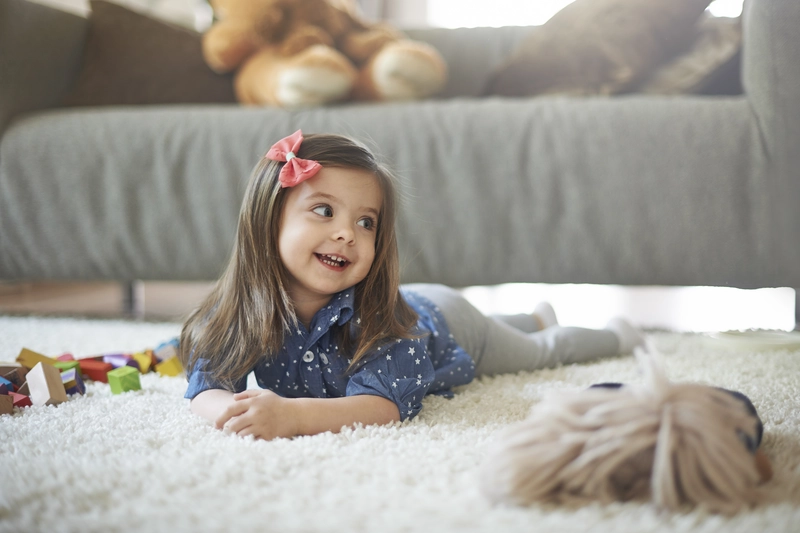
[312,205,333,217]
[357,217,376,230]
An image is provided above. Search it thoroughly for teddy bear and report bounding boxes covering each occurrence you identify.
[201,0,447,107]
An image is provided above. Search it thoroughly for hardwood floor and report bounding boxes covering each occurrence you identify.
[0,281,796,330]
[0,281,214,321]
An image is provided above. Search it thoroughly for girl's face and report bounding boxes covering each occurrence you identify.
[278,166,383,308]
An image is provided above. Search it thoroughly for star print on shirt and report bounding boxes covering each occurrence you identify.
[183,287,475,423]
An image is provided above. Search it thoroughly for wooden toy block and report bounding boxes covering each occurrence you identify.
[17,381,30,396]
[155,356,183,377]
[61,368,86,395]
[154,339,179,362]
[3,365,29,388]
[57,353,75,361]
[27,362,68,406]
[0,376,13,390]
[54,360,80,372]
[0,383,9,396]
[10,392,32,408]
[0,394,12,415]
[1,361,25,375]
[16,348,57,369]
[78,359,113,383]
[131,352,152,374]
[107,366,141,394]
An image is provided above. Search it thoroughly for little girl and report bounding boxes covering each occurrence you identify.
[179,130,643,441]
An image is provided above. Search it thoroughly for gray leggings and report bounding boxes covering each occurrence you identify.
[403,284,620,376]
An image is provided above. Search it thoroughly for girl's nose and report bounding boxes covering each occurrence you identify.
[332,223,355,243]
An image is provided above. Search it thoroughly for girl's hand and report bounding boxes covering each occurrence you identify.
[214,389,298,440]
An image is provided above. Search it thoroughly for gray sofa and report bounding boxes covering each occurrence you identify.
[1,1,798,307]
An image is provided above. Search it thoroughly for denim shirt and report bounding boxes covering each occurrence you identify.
[184,288,475,421]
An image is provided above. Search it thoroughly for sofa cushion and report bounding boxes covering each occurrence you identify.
[61,0,235,107]
[485,0,713,97]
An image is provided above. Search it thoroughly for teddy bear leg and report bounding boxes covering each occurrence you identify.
[236,45,358,107]
[353,40,447,101]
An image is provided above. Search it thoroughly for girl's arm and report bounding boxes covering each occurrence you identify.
[190,388,237,423]
[215,390,400,440]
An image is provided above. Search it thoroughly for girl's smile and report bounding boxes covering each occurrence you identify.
[278,166,383,325]
[316,253,351,270]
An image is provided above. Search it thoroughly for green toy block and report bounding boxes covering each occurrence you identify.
[107,366,141,395]
[54,360,80,372]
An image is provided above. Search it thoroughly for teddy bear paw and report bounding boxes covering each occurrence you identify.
[367,40,447,101]
[275,45,359,107]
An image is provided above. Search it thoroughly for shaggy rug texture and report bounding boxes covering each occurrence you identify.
[0,315,798,532]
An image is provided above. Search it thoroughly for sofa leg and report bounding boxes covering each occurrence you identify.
[122,280,144,319]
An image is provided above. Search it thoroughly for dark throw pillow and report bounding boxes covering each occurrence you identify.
[637,15,742,95]
[62,0,235,107]
[484,0,714,98]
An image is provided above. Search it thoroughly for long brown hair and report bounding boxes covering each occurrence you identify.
[179,133,417,390]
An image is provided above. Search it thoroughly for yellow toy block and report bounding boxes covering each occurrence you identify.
[155,356,183,377]
[107,366,141,394]
[131,352,152,374]
[27,362,68,406]
[16,348,56,370]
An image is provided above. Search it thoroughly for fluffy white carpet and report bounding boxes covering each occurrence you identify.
[0,315,798,532]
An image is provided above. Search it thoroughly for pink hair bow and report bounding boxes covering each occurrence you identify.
[265,130,321,188]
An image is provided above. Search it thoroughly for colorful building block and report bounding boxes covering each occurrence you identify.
[57,353,75,361]
[0,383,9,396]
[0,394,12,415]
[10,392,32,408]
[107,366,141,394]
[78,359,113,383]
[17,381,30,396]
[27,362,68,406]
[54,360,80,372]
[131,351,152,374]
[61,368,86,396]
[155,356,183,377]
[16,348,57,369]
[103,353,139,370]
[0,376,13,391]
[2,365,28,388]
[154,338,179,362]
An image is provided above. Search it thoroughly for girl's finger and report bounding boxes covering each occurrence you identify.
[215,400,250,429]
[233,390,259,401]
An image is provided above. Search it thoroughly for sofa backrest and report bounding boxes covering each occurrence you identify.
[0,0,89,137]
[405,25,531,99]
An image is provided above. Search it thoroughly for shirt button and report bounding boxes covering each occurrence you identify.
[319,353,329,365]
[302,350,314,362]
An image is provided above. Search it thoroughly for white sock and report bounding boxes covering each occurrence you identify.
[606,317,645,354]
[533,302,558,330]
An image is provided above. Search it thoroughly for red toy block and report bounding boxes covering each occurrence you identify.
[78,359,113,383]
[10,392,32,408]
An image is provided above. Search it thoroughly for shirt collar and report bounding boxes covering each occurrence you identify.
[308,289,356,333]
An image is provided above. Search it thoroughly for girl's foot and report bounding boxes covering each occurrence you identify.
[606,317,645,354]
[533,302,558,330]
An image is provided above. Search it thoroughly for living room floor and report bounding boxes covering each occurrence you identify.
[0,281,796,332]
